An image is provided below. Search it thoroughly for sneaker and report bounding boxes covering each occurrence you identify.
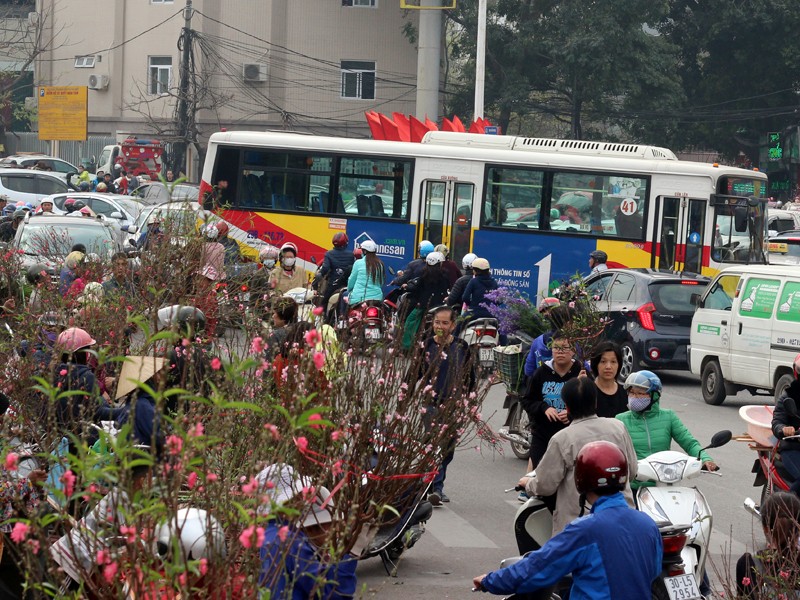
[428,491,442,506]
[518,491,529,503]
[440,491,450,503]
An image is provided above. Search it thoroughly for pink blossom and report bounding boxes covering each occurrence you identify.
[264,423,280,440]
[27,539,40,554]
[239,525,265,549]
[166,435,183,456]
[179,572,188,587]
[250,337,264,354]
[241,476,258,495]
[780,570,791,580]
[61,470,76,498]
[741,577,751,586]
[206,473,218,483]
[199,558,208,576]
[97,549,109,564]
[120,525,137,544]
[59,369,67,376]
[210,357,222,370]
[331,430,341,442]
[277,525,290,542]
[189,422,204,438]
[308,413,324,429]
[304,329,320,346]
[5,452,18,471]
[103,561,118,583]
[313,351,326,370]
[313,306,324,316]
[295,436,309,452]
[187,472,198,489]
[10,522,29,543]
[332,461,343,476]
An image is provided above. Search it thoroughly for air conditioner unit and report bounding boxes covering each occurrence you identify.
[242,63,268,82]
[88,74,109,90]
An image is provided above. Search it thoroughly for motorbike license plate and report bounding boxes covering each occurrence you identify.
[479,347,494,363]
[663,573,702,600]
[365,328,381,340]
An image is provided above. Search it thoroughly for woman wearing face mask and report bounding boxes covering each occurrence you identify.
[269,242,307,294]
[589,342,628,418]
[616,370,718,492]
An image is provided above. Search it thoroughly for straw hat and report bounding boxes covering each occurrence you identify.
[115,355,167,400]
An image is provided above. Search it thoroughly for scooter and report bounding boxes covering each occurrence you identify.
[347,300,387,346]
[635,430,732,599]
[284,287,317,323]
[460,317,500,377]
[739,404,794,504]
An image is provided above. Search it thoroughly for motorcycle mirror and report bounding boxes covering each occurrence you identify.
[310,256,317,264]
[702,430,732,453]
[388,266,397,276]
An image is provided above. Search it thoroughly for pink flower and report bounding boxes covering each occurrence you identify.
[97,549,109,564]
[313,306,324,316]
[59,369,67,376]
[308,413,324,429]
[780,570,791,580]
[103,561,118,583]
[187,472,198,489]
[27,539,40,555]
[250,337,264,354]
[295,436,309,452]
[199,558,208,576]
[277,525,289,542]
[179,572,188,587]
[120,525,137,544]
[304,329,320,346]
[264,423,280,440]
[5,452,19,471]
[241,476,258,495]
[313,351,325,370]
[61,470,76,498]
[10,522,29,543]
[331,430,341,442]
[166,435,183,456]
[210,357,222,370]
[206,473,218,483]
[189,422,204,438]
[741,577,751,586]
[239,525,265,549]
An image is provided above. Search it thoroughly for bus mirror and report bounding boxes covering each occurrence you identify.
[734,207,748,232]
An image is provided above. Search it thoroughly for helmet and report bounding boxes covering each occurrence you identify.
[574,441,628,496]
[360,240,377,253]
[434,243,449,257]
[56,327,96,353]
[72,200,86,211]
[155,508,227,561]
[794,353,800,380]
[0,194,8,202]
[259,247,279,264]
[12,209,25,221]
[471,257,490,271]
[538,297,561,312]
[589,250,608,264]
[353,248,363,260]
[418,240,434,258]
[332,232,348,248]
[425,251,444,266]
[462,252,477,270]
[215,222,229,237]
[280,242,298,255]
[26,264,49,285]
[623,370,662,402]
[157,305,206,335]
[2,205,14,216]
[204,224,220,240]
[96,182,108,192]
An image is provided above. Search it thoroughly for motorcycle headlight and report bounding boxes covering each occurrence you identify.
[649,460,687,484]
[638,488,671,526]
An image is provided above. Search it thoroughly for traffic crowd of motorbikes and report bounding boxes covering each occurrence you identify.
[1,214,800,600]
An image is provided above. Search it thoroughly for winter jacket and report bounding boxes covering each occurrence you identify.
[115,392,163,454]
[347,258,384,304]
[446,271,472,307]
[418,335,475,402]
[462,273,498,319]
[316,247,355,292]
[441,259,462,287]
[616,401,712,488]
[528,415,638,535]
[482,493,662,600]
[406,269,449,311]
[524,332,553,376]
[772,379,800,450]
[522,359,582,434]
[390,258,424,287]
[270,265,307,294]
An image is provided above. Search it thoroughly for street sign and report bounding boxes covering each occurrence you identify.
[37,86,88,141]
[484,126,499,135]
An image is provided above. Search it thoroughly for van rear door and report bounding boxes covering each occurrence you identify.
[729,275,781,388]
[691,273,740,376]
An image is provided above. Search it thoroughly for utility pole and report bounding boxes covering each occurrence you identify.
[415,0,443,122]
[474,0,487,121]
[174,0,193,179]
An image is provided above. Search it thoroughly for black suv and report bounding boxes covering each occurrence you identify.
[584,268,710,378]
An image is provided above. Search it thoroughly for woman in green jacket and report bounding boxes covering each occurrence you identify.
[616,370,718,490]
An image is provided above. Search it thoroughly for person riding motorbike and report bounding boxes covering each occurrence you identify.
[446,252,476,308]
[270,242,307,294]
[347,240,384,306]
[461,257,497,322]
[401,251,450,350]
[0,209,24,243]
[214,221,241,267]
[616,370,718,486]
[588,250,608,276]
[314,232,355,322]
[771,353,800,494]
[434,243,461,287]
[473,441,662,599]
[390,240,433,288]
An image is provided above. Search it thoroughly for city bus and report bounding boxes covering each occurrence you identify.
[199,130,768,297]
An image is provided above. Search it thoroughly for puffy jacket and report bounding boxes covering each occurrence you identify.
[390,258,424,287]
[616,401,712,488]
[446,271,472,307]
[524,332,553,376]
[270,265,307,294]
[316,247,355,291]
[482,493,662,600]
[347,258,384,304]
[441,259,462,287]
[407,269,449,311]
[772,379,800,450]
[462,273,498,319]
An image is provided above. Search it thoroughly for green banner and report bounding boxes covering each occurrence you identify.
[739,278,780,319]
[777,281,800,323]
[697,324,721,335]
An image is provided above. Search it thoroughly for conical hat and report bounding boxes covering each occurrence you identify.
[115,355,167,400]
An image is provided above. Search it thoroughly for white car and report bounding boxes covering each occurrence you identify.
[0,169,69,204]
[0,155,79,183]
[43,192,151,230]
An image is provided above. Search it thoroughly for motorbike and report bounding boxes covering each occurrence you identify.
[635,430,732,600]
[495,334,534,460]
[459,317,500,377]
[739,404,795,504]
[284,286,318,323]
[347,299,388,346]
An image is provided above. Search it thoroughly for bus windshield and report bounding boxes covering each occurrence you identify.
[712,200,768,264]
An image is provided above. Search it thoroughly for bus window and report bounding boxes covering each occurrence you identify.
[337,157,411,219]
[550,172,647,239]
[483,167,543,229]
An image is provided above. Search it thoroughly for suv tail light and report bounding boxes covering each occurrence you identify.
[637,302,657,331]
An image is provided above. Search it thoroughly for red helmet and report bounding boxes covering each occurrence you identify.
[215,222,229,237]
[56,327,97,353]
[353,248,363,260]
[574,441,628,496]
[794,353,800,380]
[332,232,348,248]
[538,297,561,313]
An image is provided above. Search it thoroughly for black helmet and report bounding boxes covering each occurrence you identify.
[26,264,49,285]
[12,209,26,221]
[589,250,607,263]
[175,306,206,335]
[72,200,87,211]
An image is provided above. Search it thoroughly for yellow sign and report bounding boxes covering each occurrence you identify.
[768,242,789,254]
[37,86,88,141]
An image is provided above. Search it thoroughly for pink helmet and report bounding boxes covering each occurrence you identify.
[56,327,97,353]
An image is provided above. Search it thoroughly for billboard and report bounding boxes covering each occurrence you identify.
[37,86,88,141]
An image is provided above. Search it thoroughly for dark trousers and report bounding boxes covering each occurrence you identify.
[781,448,800,494]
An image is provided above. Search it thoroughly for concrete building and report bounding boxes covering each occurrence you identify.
[35,0,419,140]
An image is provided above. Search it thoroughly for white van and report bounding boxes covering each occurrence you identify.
[689,264,800,405]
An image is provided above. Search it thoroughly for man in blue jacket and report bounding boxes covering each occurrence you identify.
[473,441,662,600]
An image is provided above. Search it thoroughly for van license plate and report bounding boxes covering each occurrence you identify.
[664,573,701,600]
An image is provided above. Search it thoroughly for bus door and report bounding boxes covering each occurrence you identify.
[420,179,476,267]
[653,196,707,273]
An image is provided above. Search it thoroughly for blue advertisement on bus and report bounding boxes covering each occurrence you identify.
[345,218,416,286]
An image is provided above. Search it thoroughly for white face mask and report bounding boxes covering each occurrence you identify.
[282,257,296,268]
[263,259,276,269]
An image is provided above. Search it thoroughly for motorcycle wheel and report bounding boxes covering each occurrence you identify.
[651,578,671,600]
[509,403,531,460]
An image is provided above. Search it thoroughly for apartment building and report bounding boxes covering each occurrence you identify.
[35,0,419,139]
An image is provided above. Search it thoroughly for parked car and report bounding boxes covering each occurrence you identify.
[123,200,210,248]
[43,192,152,230]
[584,268,710,379]
[767,208,800,235]
[130,182,199,204]
[768,232,800,266]
[0,169,69,204]
[0,155,79,183]
[13,213,124,273]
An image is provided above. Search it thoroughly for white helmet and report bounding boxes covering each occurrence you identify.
[154,508,227,561]
[462,252,477,270]
[259,246,279,268]
[425,251,445,266]
[360,240,377,253]
[204,224,220,241]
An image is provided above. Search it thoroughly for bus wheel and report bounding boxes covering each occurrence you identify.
[702,360,727,405]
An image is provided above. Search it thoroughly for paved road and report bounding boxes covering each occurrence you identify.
[356,370,771,598]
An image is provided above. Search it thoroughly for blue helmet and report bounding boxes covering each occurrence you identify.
[2,205,14,216]
[623,370,662,402]
[418,240,434,258]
